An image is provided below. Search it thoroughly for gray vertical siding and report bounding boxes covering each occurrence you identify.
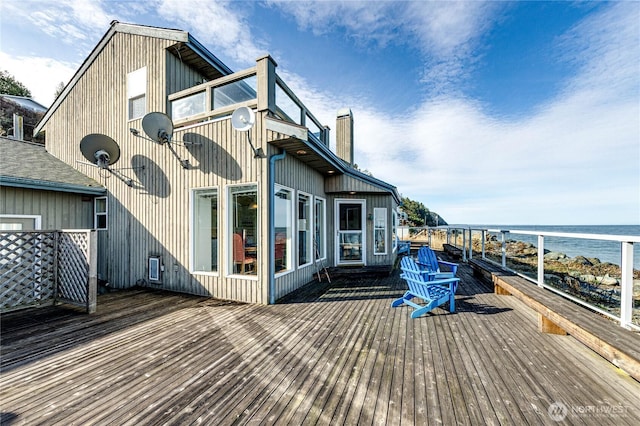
[41,32,269,303]
[0,187,93,230]
[39,29,399,305]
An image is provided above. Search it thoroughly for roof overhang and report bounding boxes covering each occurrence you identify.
[35,21,233,135]
[266,117,339,176]
[265,117,401,204]
[0,177,106,196]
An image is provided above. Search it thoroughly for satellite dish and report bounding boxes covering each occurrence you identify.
[231,107,255,131]
[80,133,121,168]
[142,112,174,144]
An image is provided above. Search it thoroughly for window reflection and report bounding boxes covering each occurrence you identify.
[230,185,257,275]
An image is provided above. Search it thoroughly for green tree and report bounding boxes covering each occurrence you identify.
[401,196,447,227]
[0,70,31,97]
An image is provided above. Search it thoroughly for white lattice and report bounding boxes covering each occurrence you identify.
[1,231,95,313]
[57,232,90,305]
[0,232,56,311]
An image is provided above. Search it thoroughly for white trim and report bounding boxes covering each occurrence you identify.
[296,190,313,269]
[373,207,388,255]
[190,186,220,276]
[274,184,294,277]
[314,196,327,262]
[94,197,107,230]
[0,214,42,230]
[127,66,147,121]
[334,199,366,266]
[227,182,259,278]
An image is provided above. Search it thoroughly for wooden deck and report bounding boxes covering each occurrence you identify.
[2,258,639,425]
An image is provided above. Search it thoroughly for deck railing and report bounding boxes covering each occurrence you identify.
[423,226,639,330]
[167,57,328,146]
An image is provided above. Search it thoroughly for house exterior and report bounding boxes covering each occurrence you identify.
[0,136,105,230]
[34,21,401,304]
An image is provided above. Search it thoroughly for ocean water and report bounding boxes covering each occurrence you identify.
[470,225,640,268]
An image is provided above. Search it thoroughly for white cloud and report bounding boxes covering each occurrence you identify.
[270,0,501,93]
[158,0,267,66]
[314,2,640,225]
[4,0,112,45]
[0,52,76,107]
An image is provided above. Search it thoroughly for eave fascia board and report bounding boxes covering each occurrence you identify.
[265,116,400,203]
[186,34,234,76]
[0,176,106,195]
[303,131,400,203]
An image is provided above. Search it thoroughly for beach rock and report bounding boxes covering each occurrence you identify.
[598,275,619,286]
[578,274,597,283]
[544,252,567,261]
[570,256,593,267]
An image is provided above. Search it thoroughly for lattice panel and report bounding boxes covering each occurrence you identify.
[0,232,56,311]
[57,232,90,306]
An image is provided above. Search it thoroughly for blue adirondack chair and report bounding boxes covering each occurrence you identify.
[392,256,460,318]
[397,240,411,255]
[416,246,458,279]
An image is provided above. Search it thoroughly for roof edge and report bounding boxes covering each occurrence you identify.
[0,176,106,195]
[34,21,190,135]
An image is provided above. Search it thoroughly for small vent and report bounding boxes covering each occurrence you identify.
[148,256,163,284]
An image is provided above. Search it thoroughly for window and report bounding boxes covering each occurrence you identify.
[314,197,326,260]
[374,208,387,255]
[297,192,312,267]
[0,215,41,230]
[0,215,41,266]
[148,256,162,283]
[274,186,293,273]
[94,197,107,230]
[171,92,206,120]
[229,185,258,276]
[127,67,146,120]
[192,188,218,273]
[392,209,398,252]
[213,76,257,109]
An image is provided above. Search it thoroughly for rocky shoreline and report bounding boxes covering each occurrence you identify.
[416,230,640,314]
[480,238,640,311]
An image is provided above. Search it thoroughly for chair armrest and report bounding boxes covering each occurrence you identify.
[437,260,458,274]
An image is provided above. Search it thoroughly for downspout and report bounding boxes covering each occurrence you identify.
[269,149,286,304]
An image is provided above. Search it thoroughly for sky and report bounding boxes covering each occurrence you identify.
[1,0,638,226]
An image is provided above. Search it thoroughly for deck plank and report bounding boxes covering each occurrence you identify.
[2,258,640,425]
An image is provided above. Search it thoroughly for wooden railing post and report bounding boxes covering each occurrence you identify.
[256,55,277,113]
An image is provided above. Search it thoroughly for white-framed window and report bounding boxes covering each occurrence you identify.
[148,256,162,283]
[274,185,293,274]
[94,197,107,230]
[229,184,258,276]
[0,215,41,230]
[127,67,147,120]
[314,197,326,260]
[191,188,219,274]
[374,207,387,255]
[392,209,398,252]
[297,191,312,267]
[0,215,42,266]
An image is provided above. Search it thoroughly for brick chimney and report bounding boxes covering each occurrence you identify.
[336,108,353,166]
